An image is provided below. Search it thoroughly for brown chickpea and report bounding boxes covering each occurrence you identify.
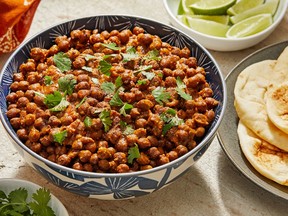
[79,150,92,163]
[116,164,130,173]
[57,154,71,166]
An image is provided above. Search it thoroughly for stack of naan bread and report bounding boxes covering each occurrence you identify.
[234,46,288,186]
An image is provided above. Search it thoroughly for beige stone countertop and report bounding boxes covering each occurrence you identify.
[0,0,288,215]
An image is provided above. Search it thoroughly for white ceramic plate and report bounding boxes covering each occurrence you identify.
[217,41,288,200]
[0,178,69,215]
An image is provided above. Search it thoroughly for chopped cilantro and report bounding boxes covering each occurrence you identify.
[115,76,123,89]
[122,46,139,62]
[43,91,63,108]
[176,76,192,100]
[134,65,153,74]
[101,42,121,51]
[82,66,93,72]
[84,116,92,127]
[109,89,124,106]
[142,71,155,80]
[137,79,147,85]
[75,96,87,109]
[53,130,67,144]
[101,82,115,94]
[49,97,70,112]
[152,86,171,105]
[0,187,55,216]
[144,49,161,61]
[58,74,76,95]
[119,103,133,116]
[53,52,72,72]
[128,144,140,164]
[91,77,100,85]
[99,109,112,132]
[160,108,184,134]
[44,76,53,85]
[84,54,96,61]
[98,60,112,76]
[123,125,135,136]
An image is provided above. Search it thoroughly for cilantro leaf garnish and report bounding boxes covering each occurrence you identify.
[160,108,184,134]
[53,52,72,72]
[99,109,112,132]
[75,96,87,109]
[84,116,92,127]
[142,71,155,80]
[119,103,133,116]
[91,77,100,85]
[122,46,139,63]
[43,91,63,108]
[101,82,115,94]
[123,125,135,136]
[49,97,70,112]
[101,43,121,51]
[152,86,171,105]
[82,66,93,72]
[53,130,67,144]
[144,49,161,61]
[137,80,147,85]
[109,89,124,106]
[84,54,96,61]
[115,76,123,89]
[128,144,140,164]
[58,74,76,95]
[176,76,192,100]
[134,65,153,74]
[44,76,53,86]
[98,60,112,76]
[0,188,56,216]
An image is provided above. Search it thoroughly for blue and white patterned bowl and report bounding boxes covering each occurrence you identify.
[0,15,227,200]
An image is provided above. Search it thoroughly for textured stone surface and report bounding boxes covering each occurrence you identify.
[0,1,288,215]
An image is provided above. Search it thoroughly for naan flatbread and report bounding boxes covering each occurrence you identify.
[238,121,288,186]
[234,60,288,152]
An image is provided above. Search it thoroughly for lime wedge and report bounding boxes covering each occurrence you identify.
[177,0,197,15]
[189,0,236,15]
[186,16,230,37]
[226,13,273,38]
[227,0,264,16]
[230,0,279,24]
[176,15,189,26]
[183,14,230,24]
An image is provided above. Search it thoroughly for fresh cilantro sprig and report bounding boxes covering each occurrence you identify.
[44,76,53,86]
[75,96,87,109]
[109,89,124,106]
[43,91,69,112]
[98,60,112,76]
[53,130,67,145]
[122,46,139,63]
[143,49,161,61]
[152,86,171,105]
[101,43,121,51]
[176,77,192,100]
[84,116,92,127]
[53,52,72,72]
[119,103,133,116]
[160,108,184,134]
[127,144,140,164]
[0,187,56,216]
[99,109,112,132]
[58,74,76,95]
[101,82,115,94]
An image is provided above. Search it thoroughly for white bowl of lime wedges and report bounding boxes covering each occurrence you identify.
[163,0,288,51]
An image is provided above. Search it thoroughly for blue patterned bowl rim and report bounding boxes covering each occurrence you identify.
[0,15,227,177]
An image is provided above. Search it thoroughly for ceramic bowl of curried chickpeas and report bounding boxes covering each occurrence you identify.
[0,15,226,200]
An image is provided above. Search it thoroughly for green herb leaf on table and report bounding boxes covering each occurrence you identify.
[99,109,112,132]
[53,52,72,72]
[176,76,192,100]
[128,144,140,164]
[44,76,53,86]
[152,86,171,105]
[84,116,92,127]
[53,130,67,145]
[58,74,76,95]
[101,82,115,94]
[98,60,112,76]
[29,188,55,216]
[122,46,139,63]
